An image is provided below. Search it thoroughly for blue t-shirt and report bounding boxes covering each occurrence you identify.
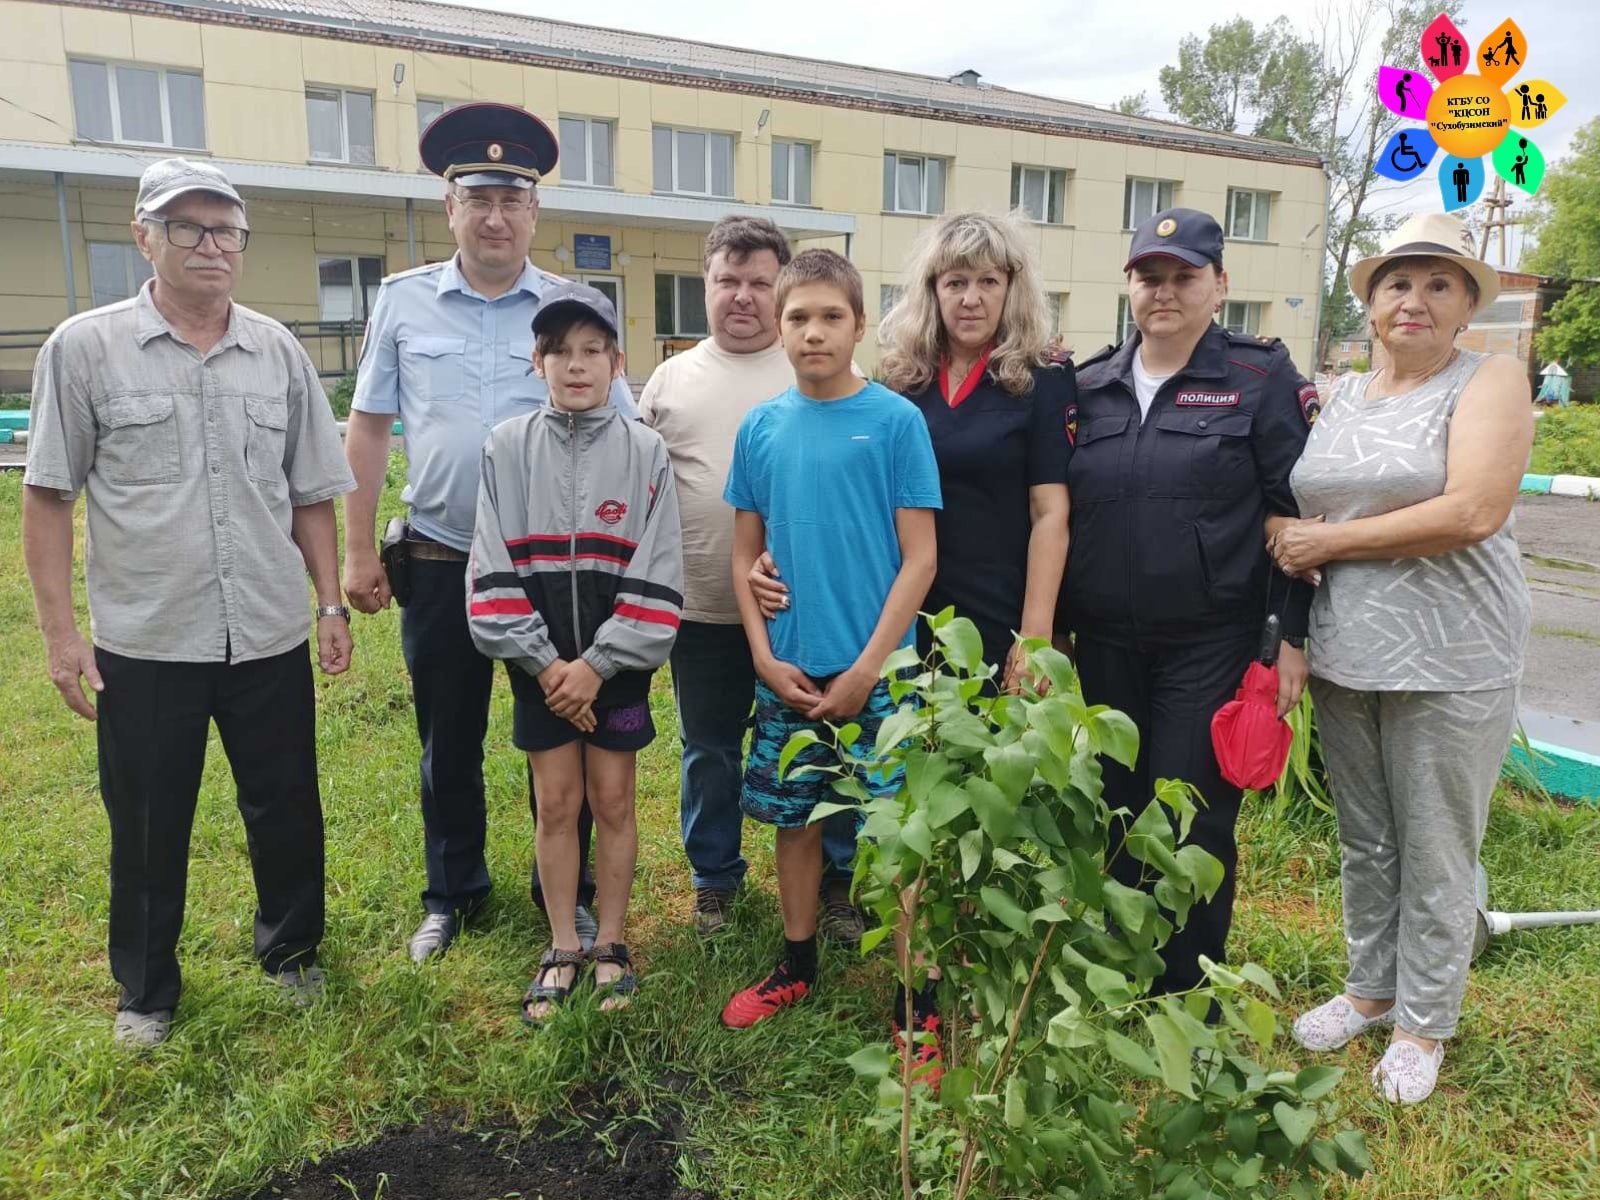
[724,381,943,677]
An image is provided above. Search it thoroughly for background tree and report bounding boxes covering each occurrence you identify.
[1112,91,1151,118]
[1524,118,1600,370]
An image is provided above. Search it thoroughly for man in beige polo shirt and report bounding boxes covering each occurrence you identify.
[640,216,860,940]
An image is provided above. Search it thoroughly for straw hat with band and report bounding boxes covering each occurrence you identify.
[1348,212,1500,312]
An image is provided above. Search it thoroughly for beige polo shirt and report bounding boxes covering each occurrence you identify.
[25,282,355,663]
[639,337,794,624]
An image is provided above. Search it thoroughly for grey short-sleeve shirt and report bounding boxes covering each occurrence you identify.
[25,282,356,663]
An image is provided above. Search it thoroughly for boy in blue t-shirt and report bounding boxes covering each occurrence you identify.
[721,249,941,1028]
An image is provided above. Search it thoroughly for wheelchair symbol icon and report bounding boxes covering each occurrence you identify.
[1390,133,1425,175]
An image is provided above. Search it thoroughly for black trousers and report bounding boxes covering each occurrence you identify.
[400,557,593,916]
[95,644,324,1013]
[1074,632,1254,994]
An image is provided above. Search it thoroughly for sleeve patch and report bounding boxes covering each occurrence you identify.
[1298,383,1322,426]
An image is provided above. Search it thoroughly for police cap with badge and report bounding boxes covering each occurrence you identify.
[419,101,558,188]
[1124,206,1225,272]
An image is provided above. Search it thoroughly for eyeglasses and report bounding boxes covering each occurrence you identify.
[144,218,250,252]
[455,196,535,218]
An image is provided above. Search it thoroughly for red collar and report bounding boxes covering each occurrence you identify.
[940,346,994,408]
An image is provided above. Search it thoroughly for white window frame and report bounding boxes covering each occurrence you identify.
[87,241,154,307]
[655,272,709,337]
[1220,300,1264,336]
[306,86,375,165]
[1046,292,1066,333]
[771,139,814,206]
[315,254,385,322]
[69,59,205,150]
[1116,296,1138,343]
[1226,188,1273,242]
[415,97,464,139]
[1012,165,1069,225]
[652,126,735,198]
[1123,177,1176,230]
[883,152,948,216]
[559,116,615,188]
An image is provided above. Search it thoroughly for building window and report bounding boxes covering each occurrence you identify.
[655,273,708,336]
[1123,177,1176,230]
[559,117,614,188]
[1046,292,1065,333]
[880,284,905,319]
[416,98,463,139]
[1226,189,1272,242]
[883,153,947,215]
[1116,296,1137,343]
[317,256,385,322]
[652,127,735,197]
[772,140,813,206]
[1220,301,1264,335]
[87,242,153,308]
[306,87,375,165]
[1012,165,1068,225]
[69,60,205,150]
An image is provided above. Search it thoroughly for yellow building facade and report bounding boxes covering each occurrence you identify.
[0,0,1328,389]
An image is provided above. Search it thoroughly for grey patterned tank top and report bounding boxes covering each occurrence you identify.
[1289,350,1529,691]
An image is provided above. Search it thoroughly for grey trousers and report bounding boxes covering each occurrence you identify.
[1310,678,1517,1040]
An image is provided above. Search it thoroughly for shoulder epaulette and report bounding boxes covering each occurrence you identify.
[1077,343,1116,369]
[381,261,446,285]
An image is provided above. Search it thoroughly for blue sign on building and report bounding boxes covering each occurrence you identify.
[574,234,611,271]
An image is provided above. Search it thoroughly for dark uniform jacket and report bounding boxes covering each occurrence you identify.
[1060,324,1316,645]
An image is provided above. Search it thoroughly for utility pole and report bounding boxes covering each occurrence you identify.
[1478,177,1520,266]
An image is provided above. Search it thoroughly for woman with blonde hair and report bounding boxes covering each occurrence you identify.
[750,210,1072,1076]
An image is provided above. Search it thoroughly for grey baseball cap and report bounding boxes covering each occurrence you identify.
[532,281,619,339]
[135,158,245,217]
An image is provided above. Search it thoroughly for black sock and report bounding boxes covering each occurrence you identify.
[892,980,940,1025]
[783,936,818,983]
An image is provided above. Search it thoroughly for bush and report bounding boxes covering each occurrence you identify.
[1,393,28,410]
[1529,405,1600,477]
[326,373,356,419]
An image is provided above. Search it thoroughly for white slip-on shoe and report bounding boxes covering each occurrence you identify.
[113,1008,173,1048]
[1372,1038,1445,1105]
[1292,994,1395,1051]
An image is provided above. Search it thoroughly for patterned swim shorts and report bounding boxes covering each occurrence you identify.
[741,675,905,829]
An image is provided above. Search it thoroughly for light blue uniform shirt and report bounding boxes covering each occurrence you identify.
[724,381,942,678]
[351,255,638,550]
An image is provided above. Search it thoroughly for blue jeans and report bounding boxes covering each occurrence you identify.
[670,620,856,892]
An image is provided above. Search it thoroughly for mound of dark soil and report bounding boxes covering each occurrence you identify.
[235,1109,715,1200]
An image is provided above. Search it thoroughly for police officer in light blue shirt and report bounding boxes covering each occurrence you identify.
[341,102,632,962]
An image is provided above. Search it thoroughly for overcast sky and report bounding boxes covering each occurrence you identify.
[440,0,1593,267]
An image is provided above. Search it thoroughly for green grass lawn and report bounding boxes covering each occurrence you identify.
[2,468,1598,1199]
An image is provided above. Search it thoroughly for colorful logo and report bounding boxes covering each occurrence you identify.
[1373,14,1565,212]
[594,499,627,525]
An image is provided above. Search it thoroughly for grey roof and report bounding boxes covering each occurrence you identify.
[77,0,1324,166]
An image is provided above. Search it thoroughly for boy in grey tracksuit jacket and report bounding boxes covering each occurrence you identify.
[466,282,682,1021]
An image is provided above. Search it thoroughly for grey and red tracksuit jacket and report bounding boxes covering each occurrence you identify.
[466,403,683,706]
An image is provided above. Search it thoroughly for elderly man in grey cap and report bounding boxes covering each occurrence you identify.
[21,158,357,1048]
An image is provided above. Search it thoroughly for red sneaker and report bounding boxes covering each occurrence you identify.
[890,1014,945,1093]
[722,962,811,1029]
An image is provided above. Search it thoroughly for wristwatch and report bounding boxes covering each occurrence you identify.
[316,603,351,621]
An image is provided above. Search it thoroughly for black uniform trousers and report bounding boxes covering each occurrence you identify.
[400,557,593,916]
[95,643,324,1014]
[1074,631,1255,995]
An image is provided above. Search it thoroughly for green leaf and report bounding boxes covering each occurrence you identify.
[873,706,924,758]
[1102,1028,1161,1080]
[805,800,860,823]
[1102,879,1152,937]
[1031,645,1078,694]
[900,809,933,859]
[1046,1004,1099,1049]
[979,886,1032,934]
[1173,845,1225,899]
[1003,1074,1029,1128]
[833,720,861,748]
[777,729,823,780]
[935,709,996,751]
[1271,1101,1317,1148]
[966,777,1018,843]
[1085,963,1133,1006]
[1160,1100,1205,1153]
[934,615,985,672]
[827,775,871,803]
[926,780,970,829]
[1333,1129,1374,1175]
[904,749,952,804]
[1084,1094,1129,1140]
[1309,1138,1340,1172]
[846,1044,891,1080]
[881,644,922,678]
[1144,1012,1197,1099]
[1225,1110,1258,1155]
[1244,997,1277,1049]
[1089,707,1140,767]
[1232,1156,1263,1187]
[941,1066,976,1115]
[958,829,984,880]
[859,923,893,954]
[1236,961,1281,999]
[983,742,1035,805]
[1293,1064,1343,1101]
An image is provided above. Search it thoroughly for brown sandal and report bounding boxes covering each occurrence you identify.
[521,946,587,1025]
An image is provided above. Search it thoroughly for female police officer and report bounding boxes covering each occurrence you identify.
[1059,208,1315,995]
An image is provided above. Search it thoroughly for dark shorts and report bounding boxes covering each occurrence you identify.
[741,676,904,829]
[509,667,656,754]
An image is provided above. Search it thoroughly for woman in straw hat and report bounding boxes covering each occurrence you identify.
[1269,212,1533,1104]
